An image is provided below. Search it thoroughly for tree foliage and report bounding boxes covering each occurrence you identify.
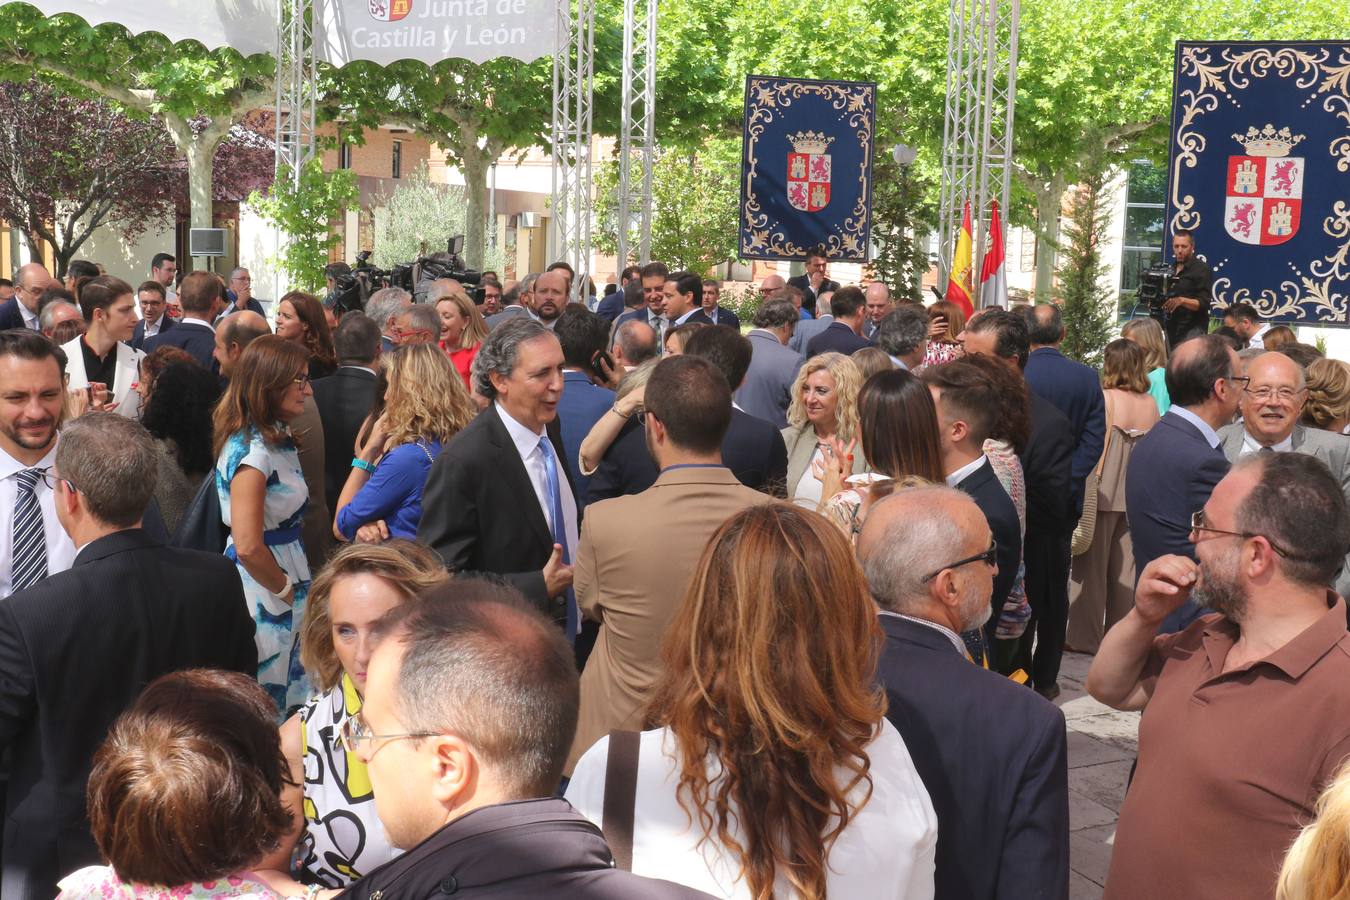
[371,163,507,274]
[249,159,358,294]
[1056,160,1116,367]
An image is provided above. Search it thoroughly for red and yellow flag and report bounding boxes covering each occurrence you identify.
[946,200,975,318]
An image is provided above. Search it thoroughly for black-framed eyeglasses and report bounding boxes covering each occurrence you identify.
[338,713,438,760]
[921,540,998,582]
[1189,509,1305,560]
[1225,374,1251,391]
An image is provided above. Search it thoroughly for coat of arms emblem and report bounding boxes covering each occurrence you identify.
[369,0,412,21]
[1224,124,1304,246]
[787,130,833,213]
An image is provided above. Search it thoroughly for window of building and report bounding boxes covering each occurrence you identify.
[338,141,351,170]
[392,140,402,179]
[1118,159,1165,319]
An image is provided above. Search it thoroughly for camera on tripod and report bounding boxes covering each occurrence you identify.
[329,236,482,314]
[1136,262,1174,316]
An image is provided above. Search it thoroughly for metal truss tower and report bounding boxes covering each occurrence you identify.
[937,0,1019,298]
[274,0,317,189]
[551,0,596,298]
[615,0,657,267]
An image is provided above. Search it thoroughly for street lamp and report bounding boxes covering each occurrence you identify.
[891,143,918,167]
[888,142,920,300]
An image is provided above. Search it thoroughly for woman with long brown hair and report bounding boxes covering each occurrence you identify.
[922,299,966,368]
[214,335,315,716]
[274,291,337,380]
[567,503,937,899]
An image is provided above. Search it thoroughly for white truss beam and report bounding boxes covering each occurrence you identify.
[551,0,596,299]
[616,0,656,266]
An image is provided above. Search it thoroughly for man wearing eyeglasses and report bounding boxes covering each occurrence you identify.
[0,263,54,332]
[1125,334,1242,632]
[1218,351,1350,595]
[1088,452,1350,900]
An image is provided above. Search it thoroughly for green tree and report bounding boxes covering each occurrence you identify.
[870,149,938,302]
[249,159,357,294]
[1055,160,1116,367]
[371,163,507,274]
[0,4,275,231]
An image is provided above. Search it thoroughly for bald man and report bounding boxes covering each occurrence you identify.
[1217,351,1350,595]
[0,263,53,331]
[861,486,1069,900]
[863,281,893,340]
[212,311,271,379]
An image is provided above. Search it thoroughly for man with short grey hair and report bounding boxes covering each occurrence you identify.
[38,300,81,338]
[863,280,893,340]
[739,298,804,428]
[390,303,441,345]
[363,287,413,352]
[876,305,930,370]
[486,272,538,330]
[418,317,580,640]
[611,318,658,370]
[860,486,1069,900]
[214,266,266,322]
[0,412,256,898]
[212,311,270,379]
[424,277,468,306]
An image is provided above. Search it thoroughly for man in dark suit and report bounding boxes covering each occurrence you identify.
[587,326,788,502]
[595,264,640,323]
[697,279,741,329]
[786,247,839,317]
[805,285,873,357]
[963,310,1076,696]
[0,413,256,900]
[921,360,1022,642]
[863,281,893,341]
[312,312,382,512]
[612,261,672,349]
[661,270,705,328]
[1021,303,1106,518]
[1125,334,1239,631]
[554,307,615,506]
[144,271,224,370]
[418,318,581,638]
[212,266,268,324]
[737,298,803,428]
[860,487,1069,900]
[0,263,50,331]
[130,280,175,350]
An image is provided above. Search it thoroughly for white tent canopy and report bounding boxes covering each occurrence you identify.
[7,0,280,57]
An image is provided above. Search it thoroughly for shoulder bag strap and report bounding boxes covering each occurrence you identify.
[1095,391,1115,478]
[601,729,641,871]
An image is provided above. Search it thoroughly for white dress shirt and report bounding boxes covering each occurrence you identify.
[879,609,968,656]
[1240,430,1293,456]
[180,315,214,332]
[1169,405,1221,448]
[142,314,166,339]
[673,308,700,326]
[944,454,988,488]
[0,441,77,598]
[19,303,38,331]
[494,403,579,558]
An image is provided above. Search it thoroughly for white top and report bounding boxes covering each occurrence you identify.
[1241,430,1294,455]
[792,445,827,509]
[0,441,77,597]
[494,403,579,556]
[142,314,166,338]
[1169,405,1221,448]
[944,454,987,488]
[18,302,38,331]
[1249,322,1273,348]
[567,723,937,900]
[180,315,214,331]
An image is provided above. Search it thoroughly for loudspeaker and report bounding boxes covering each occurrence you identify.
[189,228,229,257]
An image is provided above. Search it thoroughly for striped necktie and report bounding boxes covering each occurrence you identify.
[11,468,48,592]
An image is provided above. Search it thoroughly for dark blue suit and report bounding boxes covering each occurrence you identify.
[805,321,872,357]
[131,315,176,351]
[955,458,1021,639]
[1125,409,1230,631]
[877,614,1069,900]
[214,296,266,324]
[559,370,615,508]
[1024,347,1106,519]
[0,297,31,331]
[687,306,741,330]
[595,291,627,323]
[144,320,217,372]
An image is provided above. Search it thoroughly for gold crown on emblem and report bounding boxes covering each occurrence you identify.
[1232,124,1305,158]
[787,130,835,154]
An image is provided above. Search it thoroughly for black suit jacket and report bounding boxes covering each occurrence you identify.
[1021,393,1076,535]
[686,307,742,330]
[0,297,28,331]
[806,321,872,357]
[131,314,176,351]
[878,614,1069,900]
[144,320,217,372]
[786,274,840,316]
[956,458,1022,627]
[312,367,380,512]
[0,530,256,900]
[417,407,579,611]
[1024,348,1106,518]
[586,409,788,504]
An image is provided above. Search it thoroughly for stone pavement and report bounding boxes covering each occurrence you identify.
[1054,651,1140,899]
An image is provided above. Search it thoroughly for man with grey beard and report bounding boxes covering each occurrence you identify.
[1087,452,1350,900]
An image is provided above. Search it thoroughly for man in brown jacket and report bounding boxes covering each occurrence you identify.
[567,355,771,771]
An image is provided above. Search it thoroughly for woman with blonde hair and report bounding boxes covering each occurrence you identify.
[1264,324,1298,351]
[922,299,966,368]
[435,290,489,388]
[567,503,937,898]
[1303,357,1350,434]
[214,335,315,714]
[1067,339,1159,653]
[783,352,868,509]
[255,541,449,894]
[334,343,475,542]
[1278,759,1350,900]
[1121,317,1171,414]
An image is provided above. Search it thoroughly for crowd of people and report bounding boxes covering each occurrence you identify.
[0,242,1349,900]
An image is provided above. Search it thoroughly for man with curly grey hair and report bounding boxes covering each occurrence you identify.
[876,304,930,371]
[418,317,580,641]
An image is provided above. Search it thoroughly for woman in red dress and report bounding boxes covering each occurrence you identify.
[436,290,488,389]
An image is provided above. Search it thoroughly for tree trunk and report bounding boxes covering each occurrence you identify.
[1032,173,1067,300]
[165,114,232,234]
[459,143,490,271]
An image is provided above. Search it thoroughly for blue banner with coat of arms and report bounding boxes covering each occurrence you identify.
[1166,41,1350,325]
[739,76,876,262]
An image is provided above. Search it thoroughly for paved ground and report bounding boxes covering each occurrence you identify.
[1054,651,1140,898]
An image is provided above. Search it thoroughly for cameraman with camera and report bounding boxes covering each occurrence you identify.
[1161,229,1212,347]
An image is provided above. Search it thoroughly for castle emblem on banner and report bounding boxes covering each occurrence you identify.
[369,0,412,21]
[787,131,834,213]
[1224,124,1305,246]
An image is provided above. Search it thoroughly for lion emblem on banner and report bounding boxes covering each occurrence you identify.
[369,0,412,21]
[1224,124,1305,246]
[786,130,834,213]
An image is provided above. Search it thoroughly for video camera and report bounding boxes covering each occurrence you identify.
[1136,262,1174,317]
[329,236,482,314]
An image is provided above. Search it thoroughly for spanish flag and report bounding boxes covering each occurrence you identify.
[946,200,975,318]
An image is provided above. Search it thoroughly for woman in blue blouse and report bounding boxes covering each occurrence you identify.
[333,343,475,542]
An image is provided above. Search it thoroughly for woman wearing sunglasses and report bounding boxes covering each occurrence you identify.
[253,541,448,897]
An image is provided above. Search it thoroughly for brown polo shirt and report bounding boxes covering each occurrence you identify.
[1105,596,1350,900]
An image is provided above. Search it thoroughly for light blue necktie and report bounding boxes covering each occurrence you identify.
[537,436,578,643]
